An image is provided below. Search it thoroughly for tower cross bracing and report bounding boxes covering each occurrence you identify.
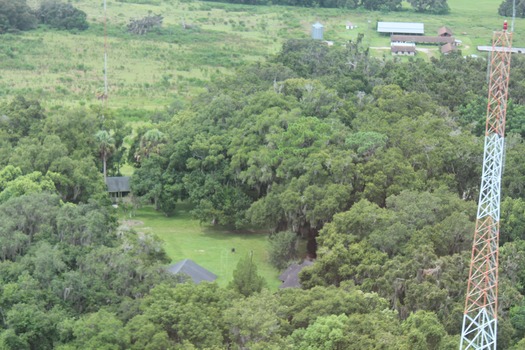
[460,25,512,350]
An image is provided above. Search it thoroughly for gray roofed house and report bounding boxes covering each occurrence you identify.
[106,176,131,202]
[378,22,424,35]
[167,259,217,284]
[279,260,314,288]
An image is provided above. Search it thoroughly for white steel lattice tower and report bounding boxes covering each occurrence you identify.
[460,23,512,350]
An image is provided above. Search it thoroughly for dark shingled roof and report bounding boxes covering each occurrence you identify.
[106,176,131,193]
[279,260,314,289]
[167,259,217,284]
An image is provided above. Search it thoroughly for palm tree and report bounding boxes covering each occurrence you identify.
[136,128,165,162]
[95,130,115,182]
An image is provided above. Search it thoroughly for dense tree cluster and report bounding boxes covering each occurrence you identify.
[0,97,180,348]
[37,1,89,31]
[3,30,525,348]
[205,0,396,10]
[0,0,88,34]
[408,0,449,14]
[203,0,448,12]
[0,97,130,203]
[124,38,525,347]
[0,0,37,33]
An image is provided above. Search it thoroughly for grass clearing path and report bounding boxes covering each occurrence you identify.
[127,203,281,289]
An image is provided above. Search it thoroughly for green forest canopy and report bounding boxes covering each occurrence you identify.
[2,0,525,349]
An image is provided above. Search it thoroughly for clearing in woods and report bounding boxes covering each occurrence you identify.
[125,203,282,289]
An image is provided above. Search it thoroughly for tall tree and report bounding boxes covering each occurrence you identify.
[95,130,115,182]
[139,283,232,348]
[0,96,45,142]
[224,290,285,349]
[60,309,130,349]
[135,128,166,163]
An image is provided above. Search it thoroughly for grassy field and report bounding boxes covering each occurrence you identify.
[2,0,523,111]
[125,203,282,289]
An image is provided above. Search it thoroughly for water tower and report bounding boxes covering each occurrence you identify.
[311,22,324,40]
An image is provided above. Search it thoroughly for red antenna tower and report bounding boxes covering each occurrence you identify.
[460,22,512,349]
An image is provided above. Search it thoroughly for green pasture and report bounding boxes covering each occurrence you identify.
[2,0,523,110]
[126,203,282,289]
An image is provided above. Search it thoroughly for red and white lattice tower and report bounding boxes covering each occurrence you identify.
[460,22,512,349]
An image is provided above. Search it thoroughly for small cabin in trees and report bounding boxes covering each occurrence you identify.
[167,259,217,284]
[106,176,131,202]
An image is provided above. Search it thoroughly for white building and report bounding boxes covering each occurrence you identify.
[377,22,424,35]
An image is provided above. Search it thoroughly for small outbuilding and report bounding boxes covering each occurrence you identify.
[377,22,424,35]
[167,259,217,284]
[279,260,314,288]
[346,21,355,30]
[441,43,455,54]
[311,22,324,40]
[106,176,131,202]
[438,26,453,37]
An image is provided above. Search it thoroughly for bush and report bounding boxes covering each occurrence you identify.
[37,1,88,31]
[268,231,299,270]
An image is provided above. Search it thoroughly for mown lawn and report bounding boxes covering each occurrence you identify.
[126,202,282,289]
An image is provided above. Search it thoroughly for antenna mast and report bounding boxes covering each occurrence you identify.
[460,21,512,349]
[103,0,108,101]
